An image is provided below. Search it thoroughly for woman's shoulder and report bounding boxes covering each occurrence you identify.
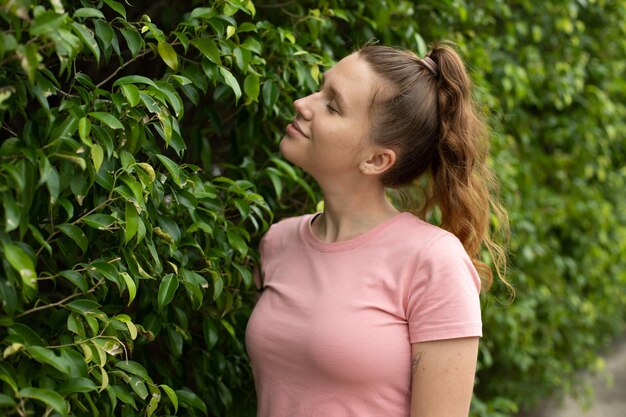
[391,212,457,242]
[263,213,312,241]
[383,212,467,258]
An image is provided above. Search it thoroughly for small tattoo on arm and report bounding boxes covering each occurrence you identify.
[411,352,422,376]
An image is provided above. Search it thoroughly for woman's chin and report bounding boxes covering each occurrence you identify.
[279,137,297,161]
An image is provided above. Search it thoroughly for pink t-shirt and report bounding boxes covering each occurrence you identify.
[245,213,482,417]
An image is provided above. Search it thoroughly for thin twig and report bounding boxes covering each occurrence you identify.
[256,1,296,8]
[15,278,104,318]
[1,124,18,137]
[36,198,115,257]
[95,49,153,88]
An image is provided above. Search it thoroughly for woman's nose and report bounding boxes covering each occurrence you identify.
[293,95,313,120]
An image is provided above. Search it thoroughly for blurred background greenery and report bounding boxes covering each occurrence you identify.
[1,0,625,416]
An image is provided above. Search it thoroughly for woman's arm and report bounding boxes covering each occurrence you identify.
[410,337,479,417]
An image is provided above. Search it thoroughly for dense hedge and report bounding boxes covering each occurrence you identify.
[1,1,625,416]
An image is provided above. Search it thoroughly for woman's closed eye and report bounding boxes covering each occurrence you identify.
[326,103,339,114]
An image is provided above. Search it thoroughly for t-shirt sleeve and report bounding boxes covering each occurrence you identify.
[406,233,482,343]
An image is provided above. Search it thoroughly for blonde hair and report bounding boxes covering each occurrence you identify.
[358,43,510,292]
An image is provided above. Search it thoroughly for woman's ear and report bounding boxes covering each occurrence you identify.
[359,148,396,176]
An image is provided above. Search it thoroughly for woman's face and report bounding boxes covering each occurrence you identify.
[280,53,385,183]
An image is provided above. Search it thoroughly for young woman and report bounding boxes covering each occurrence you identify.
[246,43,508,417]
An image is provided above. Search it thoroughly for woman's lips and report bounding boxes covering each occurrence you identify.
[288,120,308,138]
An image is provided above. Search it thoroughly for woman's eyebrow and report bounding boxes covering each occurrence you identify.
[320,73,346,110]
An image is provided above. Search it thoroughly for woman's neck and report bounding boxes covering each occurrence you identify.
[312,181,400,243]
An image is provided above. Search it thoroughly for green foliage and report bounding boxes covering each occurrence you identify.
[1,0,625,416]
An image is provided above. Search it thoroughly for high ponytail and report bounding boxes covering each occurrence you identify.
[425,44,508,289]
[358,43,510,291]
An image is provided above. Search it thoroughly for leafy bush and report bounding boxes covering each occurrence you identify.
[1,1,625,416]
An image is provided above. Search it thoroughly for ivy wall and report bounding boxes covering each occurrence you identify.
[1,1,625,416]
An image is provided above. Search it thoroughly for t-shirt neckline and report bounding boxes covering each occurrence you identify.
[300,212,411,253]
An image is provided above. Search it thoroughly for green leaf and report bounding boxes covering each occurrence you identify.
[97,366,109,392]
[414,33,427,57]
[0,393,16,408]
[121,84,140,107]
[17,388,69,415]
[30,11,66,36]
[90,261,120,285]
[67,312,86,336]
[89,112,123,129]
[27,347,71,375]
[83,214,116,230]
[128,376,148,400]
[73,8,105,19]
[125,202,139,243]
[189,7,214,19]
[19,43,39,83]
[115,360,148,379]
[56,223,88,252]
[272,156,299,180]
[266,167,283,198]
[59,270,88,292]
[57,377,98,396]
[165,326,183,357]
[114,315,138,339]
[160,384,178,412]
[55,152,86,171]
[158,41,178,70]
[146,392,159,417]
[120,150,137,171]
[94,19,115,46]
[120,174,144,208]
[120,272,137,306]
[8,323,46,346]
[152,81,183,117]
[262,80,279,108]
[78,117,92,146]
[157,111,173,144]
[226,25,236,39]
[2,343,23,359]
[102,0,126,18]
[137,163,156,182]
[203,319,218,350]
[176,389,207,414]
[227,228,248,256]
[29,224,52,255]
[3,243,37,290]
[191,37,221,65]
[173,30,189,52]
[2,192,20,232]
[169,75,193,85]
[113,384,136,408]
[232,262,252,287]
[71,22,101,62]
[246,0,256,16]
[119,27,142,57]
[243,73,260,102]
[158,273,179,310]
[139,92,160,113]
[155,154,181,186]
[66,299,101,315]
[221,319,237,340]
[39,157,60,204]
[212,272,223,300]
[0,362,19,393]
[91,143,104,173]
[238,22,257,32]
[113,75,157,88]
[219,67,242,102]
